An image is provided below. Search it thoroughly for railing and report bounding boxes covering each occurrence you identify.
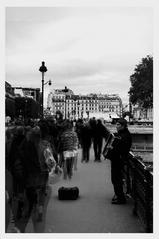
[130,121,153,126]
[131,145,153,152]
[123,152,153,233]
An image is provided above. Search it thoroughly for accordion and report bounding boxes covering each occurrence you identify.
[102,133,121,160]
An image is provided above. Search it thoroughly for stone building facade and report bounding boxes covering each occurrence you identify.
[47,89,122,119]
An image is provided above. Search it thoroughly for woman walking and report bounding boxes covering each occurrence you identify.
[58,120,78,179]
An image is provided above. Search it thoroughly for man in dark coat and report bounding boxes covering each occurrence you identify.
[93,119,109,162]
[75,118,83,147]
[89,118,98,161]
[107,118,132,204]
[80,122,92,162]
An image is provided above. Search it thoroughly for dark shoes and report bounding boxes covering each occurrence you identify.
[36,206,43,222]
[37,212,43,222]
[94,158,101,162]
[111,196,126,205]
[111,194,118,201]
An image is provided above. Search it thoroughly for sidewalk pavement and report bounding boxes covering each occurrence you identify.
[25,147,144,233]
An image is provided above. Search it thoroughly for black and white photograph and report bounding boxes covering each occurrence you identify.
[2,0,157,238]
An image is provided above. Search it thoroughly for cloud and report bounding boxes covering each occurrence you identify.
[6,7,153,105]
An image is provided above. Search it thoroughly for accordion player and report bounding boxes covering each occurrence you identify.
[102,132,121,160]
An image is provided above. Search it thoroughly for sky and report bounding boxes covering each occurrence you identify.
[3,3,159,238]
[6,6,153,106]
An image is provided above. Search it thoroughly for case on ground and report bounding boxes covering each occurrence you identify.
[58,186,79,200]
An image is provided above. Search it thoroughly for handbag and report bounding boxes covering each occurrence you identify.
[58,186,79,200]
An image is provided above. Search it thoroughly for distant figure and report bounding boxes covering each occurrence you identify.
[75,118,84,147]
[106,118,132,204]
[95,119,109,162]
[80,122,92,163]
[90,118,109,162]
[55,110,65,132]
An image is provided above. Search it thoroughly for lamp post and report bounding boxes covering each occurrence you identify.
[39,61,51,118]
[63,86,69,119]
[65,96,67,119]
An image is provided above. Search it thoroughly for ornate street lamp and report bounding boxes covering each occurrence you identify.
[39,61,52,118]
[63,86,69,119]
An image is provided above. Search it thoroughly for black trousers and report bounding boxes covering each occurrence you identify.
[82,145,90,162]
[111,160,125,200]
[93,137,103,160]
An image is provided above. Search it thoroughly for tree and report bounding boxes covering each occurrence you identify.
[129,55,153,108]
[15,97,40,119]
[5,97,15,118]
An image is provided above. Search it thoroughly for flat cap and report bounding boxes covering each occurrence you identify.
[117,118,128,127]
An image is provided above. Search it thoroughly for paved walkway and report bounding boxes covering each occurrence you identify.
[25,147,144,233]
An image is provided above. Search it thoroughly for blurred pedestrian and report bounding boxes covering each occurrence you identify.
[37,123,56,220]
[80,121,92,163]
[14,126,42,231]
[46,119,59,163]
[7,126,26,232]
[58,120,78,179]
[89,118,98,161]
[5,128,14,231]
[75,118,83,148]
[94,119,109,162]
[18,125,55,230]
[8,126,25,197]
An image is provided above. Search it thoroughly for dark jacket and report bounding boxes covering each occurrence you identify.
[58,129,78,152]
[8,134,25,178]
[19,139,49,188]
[75,120,84,144]
[80,124,92,147]
[89,118,97,138]
[19,139,41,175]
[108,128,132,163]
[95,120,110,140]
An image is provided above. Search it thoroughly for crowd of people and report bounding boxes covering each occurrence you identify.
[5,111,132,232]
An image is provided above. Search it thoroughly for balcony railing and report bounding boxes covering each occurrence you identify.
[123,152,153,233]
